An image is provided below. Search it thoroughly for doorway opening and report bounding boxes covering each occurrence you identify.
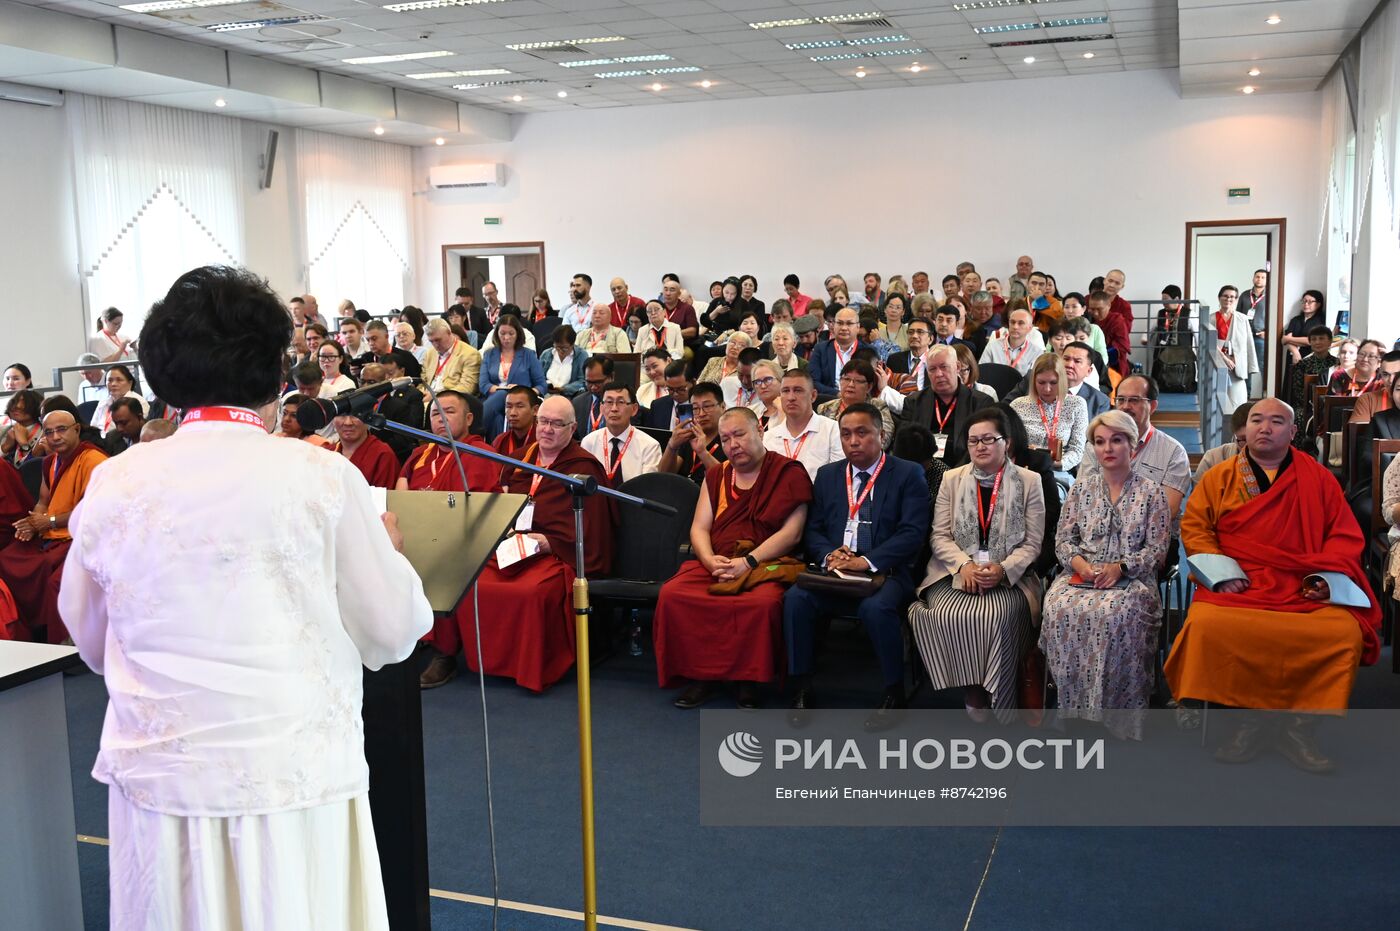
[440,242,547,314]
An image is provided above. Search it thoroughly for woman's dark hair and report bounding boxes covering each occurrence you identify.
[627,307,647,330]
[840,359,877,394]
[1161,284,1183,300]
[1088,276,1105,294]
[881,293,907,318]
[4,363,32,385]
[1217,284,1238,299]
[450,322,471,344]
[1301,289,1327,324]
[739,274,758,291]
[1307,324,1334,340]
[532,289,555,317]
[967,406,1017,458]
[494,315,526,350]
[1063,291,1086,307]
[892,423,935,463]
[107,364,135,391]
[97,306,122,332]
[553,324,577,348]
[5,388,42,421]
[317,338,350,378]
[737,309,763,332]
[401,306,428,343]
[40,394,79,420]
[709,280,724,297]
[138,266,292,409]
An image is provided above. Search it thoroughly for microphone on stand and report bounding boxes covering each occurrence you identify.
[296,377,414,432]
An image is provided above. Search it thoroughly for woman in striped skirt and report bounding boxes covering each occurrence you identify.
[909,407,1046,722]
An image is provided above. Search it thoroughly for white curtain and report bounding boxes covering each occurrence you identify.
[1355,0,1399,252]
[296,129,413,313]
[1318,70,1351,255]
[69,94,244,326]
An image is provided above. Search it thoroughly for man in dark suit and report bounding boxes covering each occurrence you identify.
[783,403,930,727]
[634,359,692,430]
[929,304,970,352]
[807,307,869,396]
[449,287,491,340]
[898,344,993,468]
[572,356,613,439]
[884,318,931,376]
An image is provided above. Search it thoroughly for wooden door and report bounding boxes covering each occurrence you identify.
[505,253,543,308]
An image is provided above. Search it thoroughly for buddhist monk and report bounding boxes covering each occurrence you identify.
[452,395,613,692]
[331,412,399,489]
[0,410,107,642]
[1166,398,1380,773]
[653,406,813,709]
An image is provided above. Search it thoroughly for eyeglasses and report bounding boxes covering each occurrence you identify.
[839,376,869,387]
[41,424,75,438]
[601,398,633,407]
[693,402,721,413]
[318,354,340,361]
[1115,396,1151,408]
[536,417,573,430]
[751,377,777,388]
[1358,352,1382,361]
[966,435,1005,447]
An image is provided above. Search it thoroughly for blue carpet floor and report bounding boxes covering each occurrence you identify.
[61,619,1400,930]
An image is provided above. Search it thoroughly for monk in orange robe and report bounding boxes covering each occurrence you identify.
[653,406,812,709]
[0,410,107,643]
[453,396,613,692]
[331,413,399,488]
[1166,398,1379,772]
[397,390,511,688]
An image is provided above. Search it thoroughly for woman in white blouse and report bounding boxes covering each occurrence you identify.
[90,306,137,364]
[395,321,428,363]
[90,365,150,433]
[61,265,431,930]
[1009,353,1087,484]
[317,338,357,397]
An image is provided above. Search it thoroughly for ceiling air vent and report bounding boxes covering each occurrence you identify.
[830,17,895,33]
[988,33,1113,48]
[520,44,595,62]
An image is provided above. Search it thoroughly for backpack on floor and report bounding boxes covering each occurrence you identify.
[1153,344,1198,393]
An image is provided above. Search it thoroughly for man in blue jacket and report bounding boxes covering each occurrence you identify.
[782,403,931,729]
[806,307,869,397]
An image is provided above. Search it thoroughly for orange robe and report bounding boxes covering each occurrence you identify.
[0,444,106,643]
[453,442,614,691]
[1166,450,1378,711]
[652,453,812,686]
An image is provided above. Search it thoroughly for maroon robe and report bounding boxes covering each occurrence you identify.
[653,452,812,686]
[336,434,399,488]
[0,459,34,553]
[492,426,536,461]
[453,441,614,691]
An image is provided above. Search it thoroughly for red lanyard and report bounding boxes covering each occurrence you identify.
[835,342,855,370]
[933,396,957,433]
[434,347,454,380]
[653,326,666,345]
[602,428,634,480]
[1354,374,1379,396]
[782,431,811,461]
[589,400,603,431]
[588,329,607,349]
[182,406,265,430]
[522,444,544,498]
[1132,426,1155,460]
[1246,291,1264,311]
[738,385,755,407]
[691,438,720,475]
[104,330,124,350]
[976,467,1005,546]
[1005,338,1030,369]
[846,455,886,519]
[1036,399,1060,441]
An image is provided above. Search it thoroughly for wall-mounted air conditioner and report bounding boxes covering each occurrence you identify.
[0,80,63,108]
[428,163,506,189]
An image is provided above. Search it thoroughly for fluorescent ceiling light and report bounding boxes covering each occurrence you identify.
[453,78,545,89]
[407,69,510,78]
[343,51,453,64]
[974,22,1040,34]
[384,0,509,11]
[594,70,646,78]
[786,34,908,50]
[816,12,883,24]
[811,48,922,62]
[648,66,700,75]
[953,0,1061,8]
[594,66,700,78]
[749,18,814,29]
[559,55,671,67]
[122,0,246,11]
[1044,16,1109,28]
[506,38,625,50]
[207,14,327,31]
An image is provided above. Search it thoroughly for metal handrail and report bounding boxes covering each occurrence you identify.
[0,359,145,402]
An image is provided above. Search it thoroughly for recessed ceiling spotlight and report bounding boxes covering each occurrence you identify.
[1242,85,1256,94]
[214,97,227,107]
[434,137,445,145]
[910,63,922,73]
[512,94,523,102]
[1248,67,1261,76]
[1023,56,1036,64]
[557,90,568,98]
[855,68,867,78]
[1082,52,1094,59]
[1265,15,1281,25]
[373,125,386,135]
[700,79,712,88]
[650,82,662,91]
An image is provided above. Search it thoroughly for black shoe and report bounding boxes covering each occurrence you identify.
[787,688,814,728]
[736,681,761,710]
[1214,714,1266,764]
[864,688,907,732]
[672,681,718,709]
[1276,715,1336,774]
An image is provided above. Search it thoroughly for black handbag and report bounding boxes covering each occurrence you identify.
[795,567,886,599]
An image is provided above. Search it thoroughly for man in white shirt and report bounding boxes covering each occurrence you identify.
[581,383,661,484]
[980,306,1044,375]
[560,273,595,332]
[1079,373,1193,527]
[721,347,762,409]
[634,300,685,359]
[763,368,842,480]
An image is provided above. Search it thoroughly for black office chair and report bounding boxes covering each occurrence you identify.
[18,455,46,501]
[977,363,1022,400]
[588,472,700,658]
[531,316,562,346]
[76,400,98,426]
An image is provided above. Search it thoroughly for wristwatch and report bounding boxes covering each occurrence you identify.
[48,515,56,528]
[744,554,759,569]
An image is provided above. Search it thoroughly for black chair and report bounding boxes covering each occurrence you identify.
[76,400,98,426]
[531,315,562,346]
[18,455,46,501]
[593,352,641,393]
[588,472,701,654]
[977,362,1022,400]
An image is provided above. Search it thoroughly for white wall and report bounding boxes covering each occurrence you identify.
[414,69,1323,325]
[0,99,81,386]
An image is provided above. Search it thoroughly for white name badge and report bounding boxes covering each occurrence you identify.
[933,433,948,458]
[515,500,535,532]
[975,550,990,565]
[844,519,860,550]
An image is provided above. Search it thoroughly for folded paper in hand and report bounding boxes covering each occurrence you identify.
[496,532,541,570]
[1188,554,1372,608]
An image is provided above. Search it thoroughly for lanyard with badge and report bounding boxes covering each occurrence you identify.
[932,396,957,458]
[602,427,635,481]
[844,454,885,551]
[1037,399,1062,462]
[974,467,1005,565]
[514,443,542,531]
[782,431,811,462]
[1005,338,1031,370]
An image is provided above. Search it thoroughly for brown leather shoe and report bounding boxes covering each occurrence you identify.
[673,681,719,709]
[1213,714,1265,764]
[419,651,457,689]
[1276,715,1336,774]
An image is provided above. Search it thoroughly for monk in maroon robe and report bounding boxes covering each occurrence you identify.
[399,391,513,688]
[493,385,539,457]
[454,396,613,692]
[331,413,399,488]
[0,458,35,553]
[654,406,812,708]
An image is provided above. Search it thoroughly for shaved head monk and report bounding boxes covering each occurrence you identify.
[451,394,613,692]
[1166,397,1380,773]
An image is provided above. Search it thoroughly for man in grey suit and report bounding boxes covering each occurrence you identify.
[1064,342,1110,419]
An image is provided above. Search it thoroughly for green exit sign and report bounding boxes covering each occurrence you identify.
[1228,187,1251,198]
[484,217,502,225]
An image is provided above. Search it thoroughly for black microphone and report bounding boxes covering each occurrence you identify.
[296,378,414,432]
